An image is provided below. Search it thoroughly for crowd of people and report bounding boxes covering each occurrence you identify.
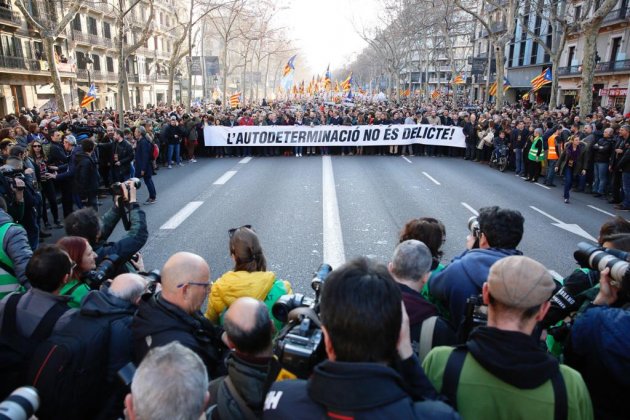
[0,99,629,420]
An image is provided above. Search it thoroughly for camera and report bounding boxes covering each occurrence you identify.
[0,387,39,420]
[81,254,121,289]
[459,294,488,342]
[574,242,630,290]
[111,178,141,196]
[273,263,332,379]
[1,169,25,192]
[468,216,481,249]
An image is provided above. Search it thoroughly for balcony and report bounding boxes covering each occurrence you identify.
[558,59,630,76]
[73,30,92,45]
[90,34,114,49]
[480,22,506,38]
[0,7,22,28]
[87,1,112,14]
[602,6,630,25]
[0,56,40,71]
[106,72,118,82]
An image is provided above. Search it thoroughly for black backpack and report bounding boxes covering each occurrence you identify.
[0,293,68,399]
[26,313,117,420]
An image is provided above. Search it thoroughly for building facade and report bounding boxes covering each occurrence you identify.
[0,0,185,116]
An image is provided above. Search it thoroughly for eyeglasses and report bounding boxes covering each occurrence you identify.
[228,224,252,238]
[177,282,211,289]
[32,145,42,148]
[69,261,77,274]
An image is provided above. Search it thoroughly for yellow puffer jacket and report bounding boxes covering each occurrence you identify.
[205,270,291,323]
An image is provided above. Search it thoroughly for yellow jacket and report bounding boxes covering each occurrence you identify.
[205,270,291,323]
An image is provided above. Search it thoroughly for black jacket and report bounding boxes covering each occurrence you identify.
[590,136,614,164]
[262,356,458,420]
[112,139,134,175]
[162,124,185,145]
[131,293,226,378]
[73,152,99,196]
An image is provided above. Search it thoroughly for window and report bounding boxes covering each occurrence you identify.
[574,5,582,21]
[518,40,526,66]
[610,37,622,62]
[531,43,538,64]
[76,51,86,69]
[91,54,100,71]
[88,17,97,35]
[73,14,82,31]
[103,22,111,39]
[543,29,552,63]
[567,46,576,66]
[508,42,515,67]
[106,56,114,72]
[33,41,43,59]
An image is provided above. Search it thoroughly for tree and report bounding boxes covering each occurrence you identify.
[114,0,155,127]
[577,0,618,118]
[14,0,85,112]
[454,0,519,106]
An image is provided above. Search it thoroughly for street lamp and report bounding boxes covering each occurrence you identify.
[176,69,183,104]
[84,55,94,111]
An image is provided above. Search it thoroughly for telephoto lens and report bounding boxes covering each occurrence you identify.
[467,216,480,237]
[0,387,39,420]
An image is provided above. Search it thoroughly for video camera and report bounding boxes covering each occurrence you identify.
[110,178,141,231]
[272,263,332,379]
[70,123,104,138]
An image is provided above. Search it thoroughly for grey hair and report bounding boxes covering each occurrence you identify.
[136,125,147,135]
[390,240,433,282]
[131,342,208,420]
[534,128,543,136]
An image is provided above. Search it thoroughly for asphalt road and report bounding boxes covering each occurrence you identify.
[68,154,624,294]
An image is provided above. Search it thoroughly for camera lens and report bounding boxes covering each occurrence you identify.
[0,386,39,420]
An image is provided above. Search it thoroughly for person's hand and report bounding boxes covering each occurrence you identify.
[115,161,121,166]
[48,165,58,171]
[616,148,623,154]
[554,166,559,172]
[397,303,413,360]
[140,170,145,177]
[130,253,145,272]
[125,180,137,203]
[465,234,477,250]
[594,267,619,306]
[13,178,24,202]
[581,169,586,175]
[24,168,34,175]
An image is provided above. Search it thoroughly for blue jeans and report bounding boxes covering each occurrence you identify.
[294,146,303,155]
[622,172,630,207]
[545,159,557,185]
[514,149,524,175]
[167,143,181,165]
[143,174,156,199]
[563,167,574,199]
[593,162,609,194]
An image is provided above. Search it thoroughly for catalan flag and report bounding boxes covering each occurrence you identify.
[522,92,530,100]
[299,80,305,94]
[80,83,96,108]
[324,66,332,90]
[431,90,440,100]
[283,55,297,77]
[334,81,340,93]
[488,77,511,96]
[452,74,465,84]
[340,72,353,92]
[229,92,241,108]
[531,68,552,91]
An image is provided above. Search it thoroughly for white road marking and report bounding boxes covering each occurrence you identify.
[402,156,412,164]
[213,170,238,185]
[461,202,479,216]
[422,171,441,185]
[239,157,252,164]
[530,206,597,242]
[322,156,346,269]
[587,204,615,217]
[160,201,204,230]
[533,182,551,190]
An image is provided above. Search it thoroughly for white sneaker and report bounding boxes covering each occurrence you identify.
[168,165,172,169]
[190,159,197,163]
[178,162,184,166]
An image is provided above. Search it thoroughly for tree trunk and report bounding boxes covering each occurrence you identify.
[167,61,175,105]
[484,43,491,104]
[43,37,67,112]
[494,42,505,106]
[550,53,560,108]
[578,25,598,119]
[117,25,125,128]
[263,54,270,100]
[221,37,228,106]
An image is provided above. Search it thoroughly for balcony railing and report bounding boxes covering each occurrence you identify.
[73,30,91,44]
[90,34,113,48]
[602,6,630,24]
[558,59,630,76]
[106,72,118,82]
[87,1,112,13]
[480,22,506,38]
[0,7,22,26]
[0,56,41,71]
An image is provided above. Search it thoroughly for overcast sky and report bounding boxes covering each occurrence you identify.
[277,0,381,75]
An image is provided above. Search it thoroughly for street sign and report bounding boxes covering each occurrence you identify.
[190,56,202,75]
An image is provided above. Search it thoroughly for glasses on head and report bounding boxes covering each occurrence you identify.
[228,225,252,238]
[177,281,211,289]
[69,261,77,274]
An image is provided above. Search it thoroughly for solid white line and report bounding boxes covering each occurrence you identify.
[239,157,252,164]
[213,170,238,185]
[587,204,615,217]
[533,182,551,190]
[461,202,479,216]
[402,156,412,164]
[160,201,204,230]
[422,171,441,185]
[322,156,346,269]
[530,206,563,224]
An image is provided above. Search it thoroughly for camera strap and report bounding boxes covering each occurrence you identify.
[550,367,568,420]
[222,376,258,420]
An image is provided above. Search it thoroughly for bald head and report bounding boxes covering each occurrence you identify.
[109,273,147,303]
[224,297,273,356]
[161,252,210,292]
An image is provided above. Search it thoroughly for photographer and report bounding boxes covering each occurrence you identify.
[263,257,458,419]
[564,265,630,419]
[422,256,593,420]
[426,206,524,328]
[0,196,32,300]
[64,180,148,275]
[1,155,39,249]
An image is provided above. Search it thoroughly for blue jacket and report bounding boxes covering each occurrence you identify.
[134,135,153,176]
[428,248,522,325]
[566,305,630,419]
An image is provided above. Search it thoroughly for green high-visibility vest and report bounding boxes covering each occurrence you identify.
[528,136,543,161]
[0,223,21,299]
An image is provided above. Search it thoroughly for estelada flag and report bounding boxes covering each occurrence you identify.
[531,68,552,91]
[229,92,241,108]
[80,84,96,108]
[431,90,440,100]
[340,72,353,92]
[453,75,465,84]
[283,55,297,77]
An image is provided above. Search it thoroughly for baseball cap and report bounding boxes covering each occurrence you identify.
[64,135,77,145]
[170,115,178,121]
[487,256,555,309]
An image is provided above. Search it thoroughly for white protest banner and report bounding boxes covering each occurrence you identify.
[204,124,465,148]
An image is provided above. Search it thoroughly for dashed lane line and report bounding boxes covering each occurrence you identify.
[402,156,412,164]
[422,171,441,186]
[239,157,253,164]
[322,156,346,269]
[160,201,204,230]
[213,170,238,185]
[461,202,479,216]
[587,204,615,217]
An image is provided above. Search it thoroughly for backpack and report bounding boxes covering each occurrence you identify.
[26,314,117,419]
[0,293,68,399]
[152,143,159,160]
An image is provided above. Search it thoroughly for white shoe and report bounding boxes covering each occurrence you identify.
[168,165,172,169]
[178,162,184,166]
[190,159,197,163]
